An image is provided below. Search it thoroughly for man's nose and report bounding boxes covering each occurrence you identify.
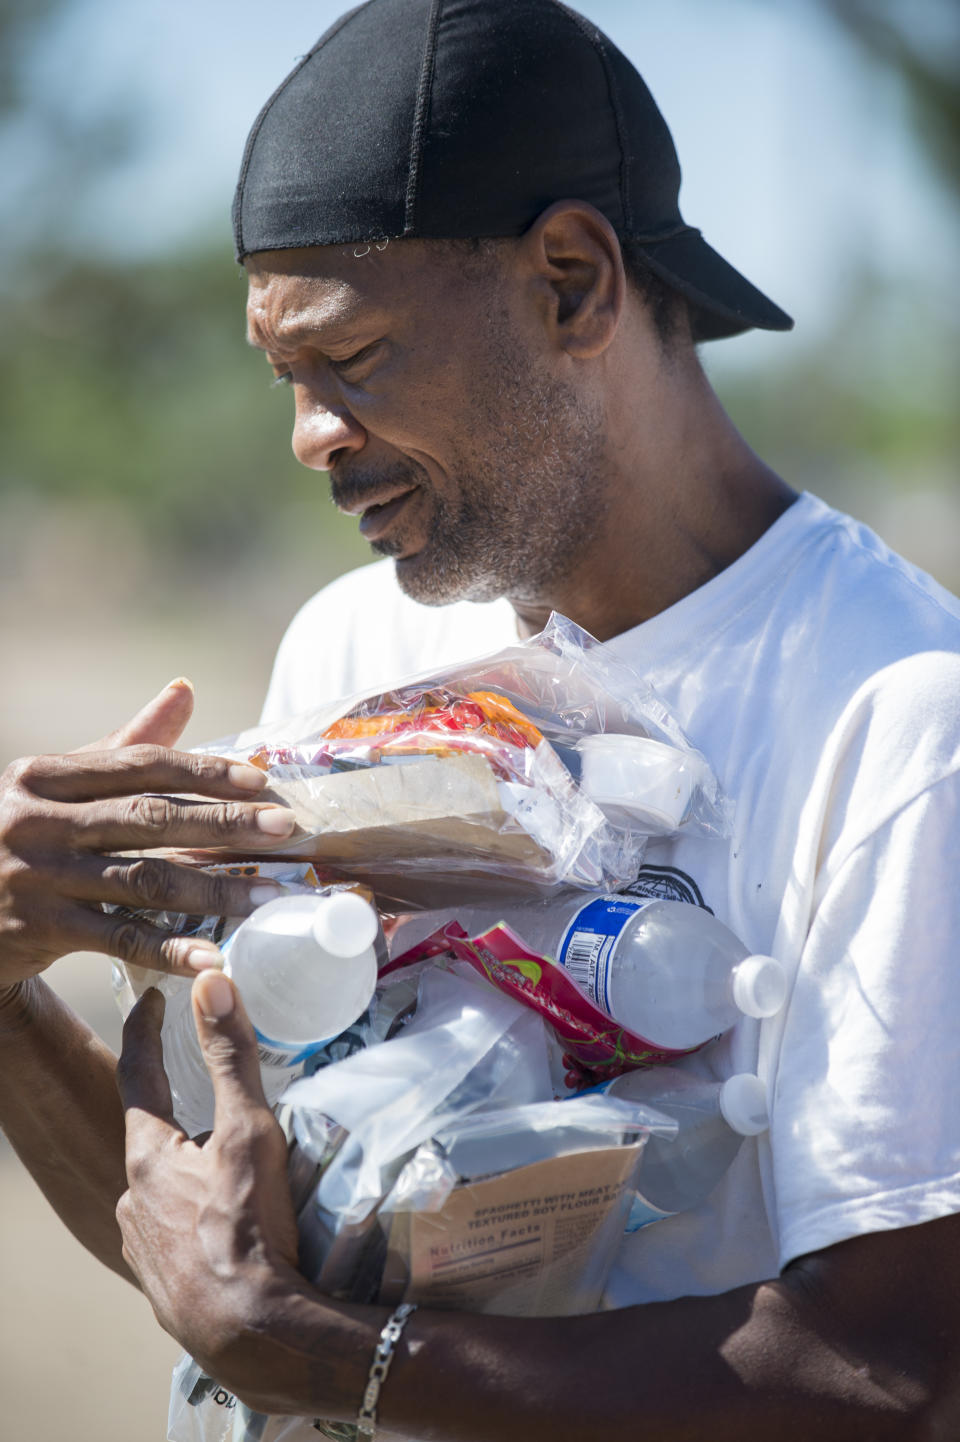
[292,391,367,472]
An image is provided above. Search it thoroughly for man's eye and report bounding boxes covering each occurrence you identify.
[331,343,380,378]
[270,372,293,388]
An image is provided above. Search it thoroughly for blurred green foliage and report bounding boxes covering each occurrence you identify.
[0,0,60,113]
[0,243,371,573]
[721,271,958,463]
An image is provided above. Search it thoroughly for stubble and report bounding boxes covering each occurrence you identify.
[389,331,609,607]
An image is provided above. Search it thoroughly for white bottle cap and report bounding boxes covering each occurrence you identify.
[311,891,379,958]
[719,1074,769,1136]
[576,734,709,830]
[731,954,787,1019]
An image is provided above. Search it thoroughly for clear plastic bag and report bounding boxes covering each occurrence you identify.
[195,614,729,909]
[165,964,675,1442]
[285,964,554,1243]
[282,964,676,1313]
[374,1092,675,1317]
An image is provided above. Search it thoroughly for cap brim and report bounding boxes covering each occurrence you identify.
[636,229,794,341]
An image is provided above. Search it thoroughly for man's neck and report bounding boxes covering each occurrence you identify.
[508,372,797,643]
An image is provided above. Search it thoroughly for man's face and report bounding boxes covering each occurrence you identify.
[245,240,606,606]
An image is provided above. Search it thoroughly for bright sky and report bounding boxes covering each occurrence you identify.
[9,0,958,372]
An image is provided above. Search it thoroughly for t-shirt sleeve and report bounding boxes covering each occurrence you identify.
[771,767,960,1267]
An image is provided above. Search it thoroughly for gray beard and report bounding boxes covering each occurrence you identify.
[382,364,608,608]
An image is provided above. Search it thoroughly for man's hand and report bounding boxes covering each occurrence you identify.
[115,973,376,1421]
[116,974,318,1400]
[0,679,296,991]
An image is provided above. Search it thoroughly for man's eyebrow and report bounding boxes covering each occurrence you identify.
[246,317,317,354]
[246,324,380,361]
[246,317,386,357]
[246,288,387,355]
[247,328,289,353]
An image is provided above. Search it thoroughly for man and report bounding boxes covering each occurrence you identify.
[2,2,960,1437]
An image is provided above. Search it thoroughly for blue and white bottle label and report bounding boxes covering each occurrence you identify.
[557,896,655,1013]
[253,1028,330,1071]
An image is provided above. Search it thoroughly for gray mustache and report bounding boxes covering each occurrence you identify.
[330,462,426,512]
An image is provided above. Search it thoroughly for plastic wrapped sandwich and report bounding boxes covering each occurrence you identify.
[192,614,729,909]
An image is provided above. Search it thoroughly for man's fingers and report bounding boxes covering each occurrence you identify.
[117,988,179,1139]
[78,678,196,754]
[62,900,226,976]
[65,854,285,920]
[60,793,296,853]
[191,972,273,1121]
[19,745,269,804]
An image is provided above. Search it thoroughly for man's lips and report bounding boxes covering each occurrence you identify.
[355,486,419,541]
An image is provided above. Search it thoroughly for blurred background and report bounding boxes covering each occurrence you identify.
[1,0,957,1437]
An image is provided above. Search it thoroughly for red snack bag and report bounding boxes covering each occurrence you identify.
[383,921,699,1089]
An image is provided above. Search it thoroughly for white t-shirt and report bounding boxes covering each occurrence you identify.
[262,492,960,1306]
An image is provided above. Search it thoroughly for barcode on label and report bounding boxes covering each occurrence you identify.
[563,930,605,994]
[256,1044,294,1069]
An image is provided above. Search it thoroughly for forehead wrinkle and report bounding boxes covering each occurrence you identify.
[245,276,375,354]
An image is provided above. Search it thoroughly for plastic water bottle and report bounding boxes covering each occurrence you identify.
[391,893,786,1051]
[162,891,380,1136]
[602,1068,769,1228]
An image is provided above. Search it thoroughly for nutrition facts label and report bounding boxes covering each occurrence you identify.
[382,1142,644,1316]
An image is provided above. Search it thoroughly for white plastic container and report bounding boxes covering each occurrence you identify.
[391,892,786,1051]
[162,891,380,1135]
[576,733,710,830]
[602,1067,769,1227]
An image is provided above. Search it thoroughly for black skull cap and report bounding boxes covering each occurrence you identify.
[233,0,793,341]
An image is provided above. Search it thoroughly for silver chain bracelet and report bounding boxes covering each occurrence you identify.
[314,1302,418,1441]
[357,1302,418,1437]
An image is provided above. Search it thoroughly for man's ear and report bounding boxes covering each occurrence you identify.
[520,201,625,359]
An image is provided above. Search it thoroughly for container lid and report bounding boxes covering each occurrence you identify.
[311,891,379,958]
[731,954,787,1019]
[719,1074,769,1136]
[576,733,707,830]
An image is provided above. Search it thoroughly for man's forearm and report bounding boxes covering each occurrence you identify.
[230,1259,938,1442]
[0,976,133,1281]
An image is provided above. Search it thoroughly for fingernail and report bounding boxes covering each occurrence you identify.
[250,883,285,905]
[229,763,267,792]
[167,676,194,693]
[196,971,235,1020]
[188,948,224,972]
[256,807,296,837]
